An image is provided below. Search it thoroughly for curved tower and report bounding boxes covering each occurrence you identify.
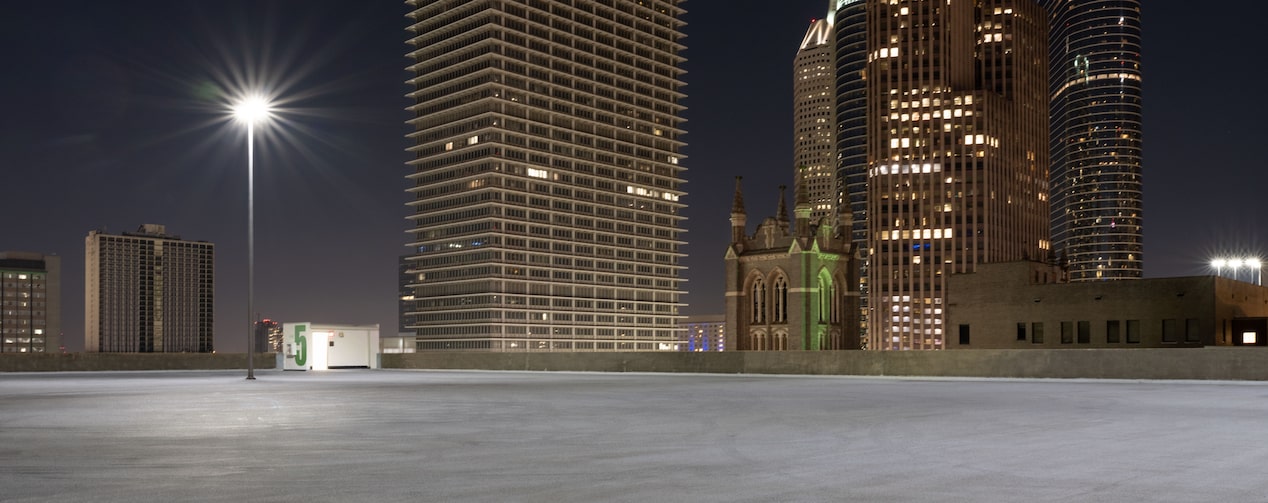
[834,0,867,248]
[833,0,868,345]
[1044,0,1143,280]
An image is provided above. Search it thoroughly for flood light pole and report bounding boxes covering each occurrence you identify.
[232,95,272,380]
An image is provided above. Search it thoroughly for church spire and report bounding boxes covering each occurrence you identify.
[795,167,813,236]
[730,176,747,244]
[776,185,791,235]
[776,185,789,222]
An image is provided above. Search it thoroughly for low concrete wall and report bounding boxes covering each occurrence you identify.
[0,353,277,372]
[383,347,1268,381]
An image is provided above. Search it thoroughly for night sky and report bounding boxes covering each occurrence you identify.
[2,1,1266,353]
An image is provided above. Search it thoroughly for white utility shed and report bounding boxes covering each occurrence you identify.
[282,323,380,370]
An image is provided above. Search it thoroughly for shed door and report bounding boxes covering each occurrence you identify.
[327,331,370,368]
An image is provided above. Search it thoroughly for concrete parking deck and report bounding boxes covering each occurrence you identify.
[2,370,1266,502]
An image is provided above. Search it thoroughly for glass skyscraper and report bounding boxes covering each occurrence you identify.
[1043,0,1143,280]
[403,0,687,351]
[832,0,869,345]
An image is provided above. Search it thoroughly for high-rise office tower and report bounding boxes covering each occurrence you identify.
[1043,0,1142,280]
[795,13,837,222]
[0,252,61,354]
[865,0,1050,350]
[403,0,688,351]
[85,224,214,353]
[832,0,869,344]
[397,254,412,335]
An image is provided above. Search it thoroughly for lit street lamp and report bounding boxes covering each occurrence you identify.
[232,95,273,380]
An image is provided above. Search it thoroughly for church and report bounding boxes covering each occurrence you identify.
[724,175,861,350]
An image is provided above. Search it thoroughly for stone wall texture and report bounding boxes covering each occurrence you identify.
[383,348,1268,381]
[0,353,276,372]
[7,350,1268,381]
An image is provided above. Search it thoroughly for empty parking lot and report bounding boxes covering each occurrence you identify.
[2,370,1266,502]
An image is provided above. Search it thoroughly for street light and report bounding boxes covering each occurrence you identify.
[232,94,273,380]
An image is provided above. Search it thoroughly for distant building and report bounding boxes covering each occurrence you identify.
[725,177,860,351]
[681,315,725,352]
[1042,0,1144,281]
[397,255,411,334]
[865,0,1050,350]
[255,319,282,353]
[948,262,1268,348]
[795,13,837,222]
[402,0,688,352]
[832,0,871,347]
[85,224,214,352]
[0,252,61,353]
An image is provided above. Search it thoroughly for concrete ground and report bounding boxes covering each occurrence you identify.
[2,370,1266,502]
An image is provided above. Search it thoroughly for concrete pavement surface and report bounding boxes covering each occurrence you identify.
[2,370,1266,502]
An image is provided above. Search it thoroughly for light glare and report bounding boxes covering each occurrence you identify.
[232,95,273,125]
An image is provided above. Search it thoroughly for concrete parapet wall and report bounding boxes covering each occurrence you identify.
[0,353,276,372]
[383,348,1268,381]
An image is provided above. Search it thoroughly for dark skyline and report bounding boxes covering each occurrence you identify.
[3,1,1266,352]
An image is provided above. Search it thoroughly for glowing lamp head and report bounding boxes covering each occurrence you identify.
[232,95,273,125]
[1230,259,1245,269]
[1212,259,1227,269]
[1248,259,1262,269]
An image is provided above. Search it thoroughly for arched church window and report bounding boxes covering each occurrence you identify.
[751,277,766,324]
[773,275,789,323]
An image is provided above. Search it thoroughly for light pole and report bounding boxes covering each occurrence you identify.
[232,95,272,380]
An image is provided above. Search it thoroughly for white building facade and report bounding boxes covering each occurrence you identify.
[403,0,688,351]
